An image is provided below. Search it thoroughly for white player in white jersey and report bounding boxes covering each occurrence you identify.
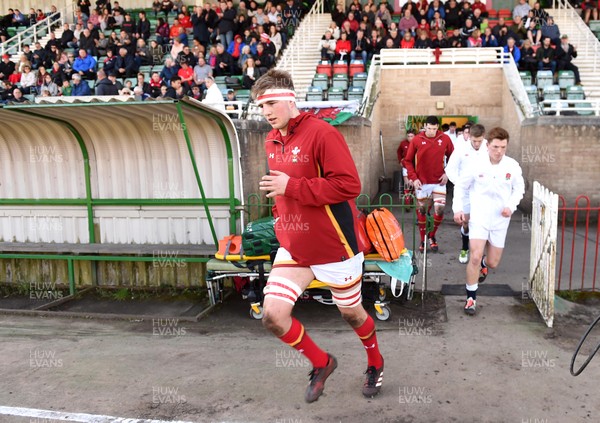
[446,124,488,265]
[453,127,525,316]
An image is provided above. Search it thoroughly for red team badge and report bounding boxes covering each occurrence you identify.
[506,173,511,180]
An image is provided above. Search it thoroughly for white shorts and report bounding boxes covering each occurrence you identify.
[468,222,508,248]
[264,247,365,308]
[416,183,447,200]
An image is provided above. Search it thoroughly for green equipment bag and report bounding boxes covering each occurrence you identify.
[241,217,280,257]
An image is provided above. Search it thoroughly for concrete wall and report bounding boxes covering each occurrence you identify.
[234,117,377,213]
[519,118,600,210]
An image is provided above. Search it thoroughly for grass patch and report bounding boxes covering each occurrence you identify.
[556,290,600,304]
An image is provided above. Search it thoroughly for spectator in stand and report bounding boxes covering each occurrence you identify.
[242,56,260,89]
[73,49,97,80]
[135,72,152,95]
[88,9,100,28]
[582,0,599,24]
[504,37,521,63]
[508,15,527,44]
[193,56,212,90]
[519,39,538,75]
[202,75,224,109]
[283,0,301,28]
[368,29,383,58]
[36,66,49,87]
[526,18,542,46]
[112,1,125,15]
[427,0,446,22]
[444,0,461,29]
[206,45,218,71]
[335,31,352,63]
[115,47,138,78]
[192,4,217,48]
[458,1,471,27]
[417,18,430,38]
[170,37,184,59]
[482,27,499,47]
[432,29,449,48]
[460,18,476,43]
[94,69,117,95]
[415,30,432,48]
[386,27,401,48]
[21,44,33,63]
[0,54,15,81]
[470,8,483,30]
[177,59,194,90]
[169,18,183,39]
[10,87,28,103]
[430,11,446,34]
[375,4,392,28]
[102,49,117,73]
[155,17,170,46]
[79,28,97,56]
[471,0,487,18]
[268,24,282,56]
[343,12,360,34]
[531,2,549,25]
[98,8,112,32]
[71,73,91,95]
[350,29,369,63]
[215,43,234,76]
[218,0,237,48]
[12,9,27,28]
[19,65,36,94]
[399,9,418,37]
[513,0,531,20]
[49,61,65,85]
[467,29,482,47]
[149,72,165,97]
[556,34,581,85]
[160,0,174,19]
[121,13,135,35]
[536,36,557,75]
[401,31,415,49]
[541,16,561,46]
[160,57,179,84]
[416,0,429,24]
[253,42,273,73]
[135,11,150,40]
[227,34,246,72]
[40,73,59,96]
[177,45,196,67]
[178,12,192,32]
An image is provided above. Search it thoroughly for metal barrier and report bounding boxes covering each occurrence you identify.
[0,3,73,57]
[528,181,559,328]
[552,0,600,72]
[557,195,600,291]
[539,100,600,116]
[360,48,526,119]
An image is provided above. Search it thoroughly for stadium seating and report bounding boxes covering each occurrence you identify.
[525,85,539,105]
[542,85,561,101]
[536,70,554,90]
[347,86,364,101]
[332,60,348,75]
[566,85,585,100]
[349,60,365,77]
[332,73,349,90]
[558,71,575,89]
[519,71,532,86]
[312,73,329,90]
[327,87,345,101]
[316,61,333,77]
[352,72,367,88]
[306,86,324,101]
[235,89,251,102]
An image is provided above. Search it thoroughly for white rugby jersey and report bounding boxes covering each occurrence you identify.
[447,139,488,213]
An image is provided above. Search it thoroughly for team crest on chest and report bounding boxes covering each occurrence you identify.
[291,146,301,163]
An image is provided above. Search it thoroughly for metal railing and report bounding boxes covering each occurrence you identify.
[275,0,325,81]
[503,51,540,119]
[361,48,515,119]
[0,12,63,57]
[551,0,600,72]
[540,99,600,116]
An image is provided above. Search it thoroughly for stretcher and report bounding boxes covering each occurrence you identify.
[206,250,419,321]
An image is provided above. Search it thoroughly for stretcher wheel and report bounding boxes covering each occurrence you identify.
[374,303,391,321]
[249,304,264,319]
[378,285,387,301]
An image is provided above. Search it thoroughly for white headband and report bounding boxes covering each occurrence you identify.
[255,88,296,105]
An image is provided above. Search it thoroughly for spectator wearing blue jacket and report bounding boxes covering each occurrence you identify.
[71,74,91,96]
[541,17,561,46]
[72,49,97,80]
[504,37,521,64]
[481,27,499,47]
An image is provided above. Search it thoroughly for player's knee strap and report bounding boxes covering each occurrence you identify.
[416,208,427,224]
[263,276,303,305]
[330,281,362,308]
[433,197,446,206]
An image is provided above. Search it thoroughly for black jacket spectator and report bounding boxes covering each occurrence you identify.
[214,50,234,76]
[60,27,74,48]
[218,6,237,36]
[136,17,151,40]
[0,57,15,81]
[95,74,120,95]
[192,8,217,47]
[115,52,139,77]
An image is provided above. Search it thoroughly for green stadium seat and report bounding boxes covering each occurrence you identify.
[312,73,329,90]
[536,70,553,90]
[235,89,251,102]
[332,73,349,90]
[305,86,324,101]
[214,76,228,87]
[566,85,585,100]
[525,85,538,104]
[139,65,153,73]
[226,76,242,89]
[558,70,575,89]
[577,103,594,116]
[327,87,345,101]
[352,72,367,88]
[542,85,560,101]
[347,86,364,101]
[519,71,532,86]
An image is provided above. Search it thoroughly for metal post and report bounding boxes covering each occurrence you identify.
[68,258,75,296]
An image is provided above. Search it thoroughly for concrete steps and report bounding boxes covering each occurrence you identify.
[548,8,600,100]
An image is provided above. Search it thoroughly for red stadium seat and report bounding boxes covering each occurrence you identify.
[487,9,498,19]
[332,61,349,75]
[498,9,512,19]
[349,60,365,77]
[316,62,333,78]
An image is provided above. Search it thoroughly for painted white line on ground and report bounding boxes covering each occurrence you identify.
[0,405,197,423]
